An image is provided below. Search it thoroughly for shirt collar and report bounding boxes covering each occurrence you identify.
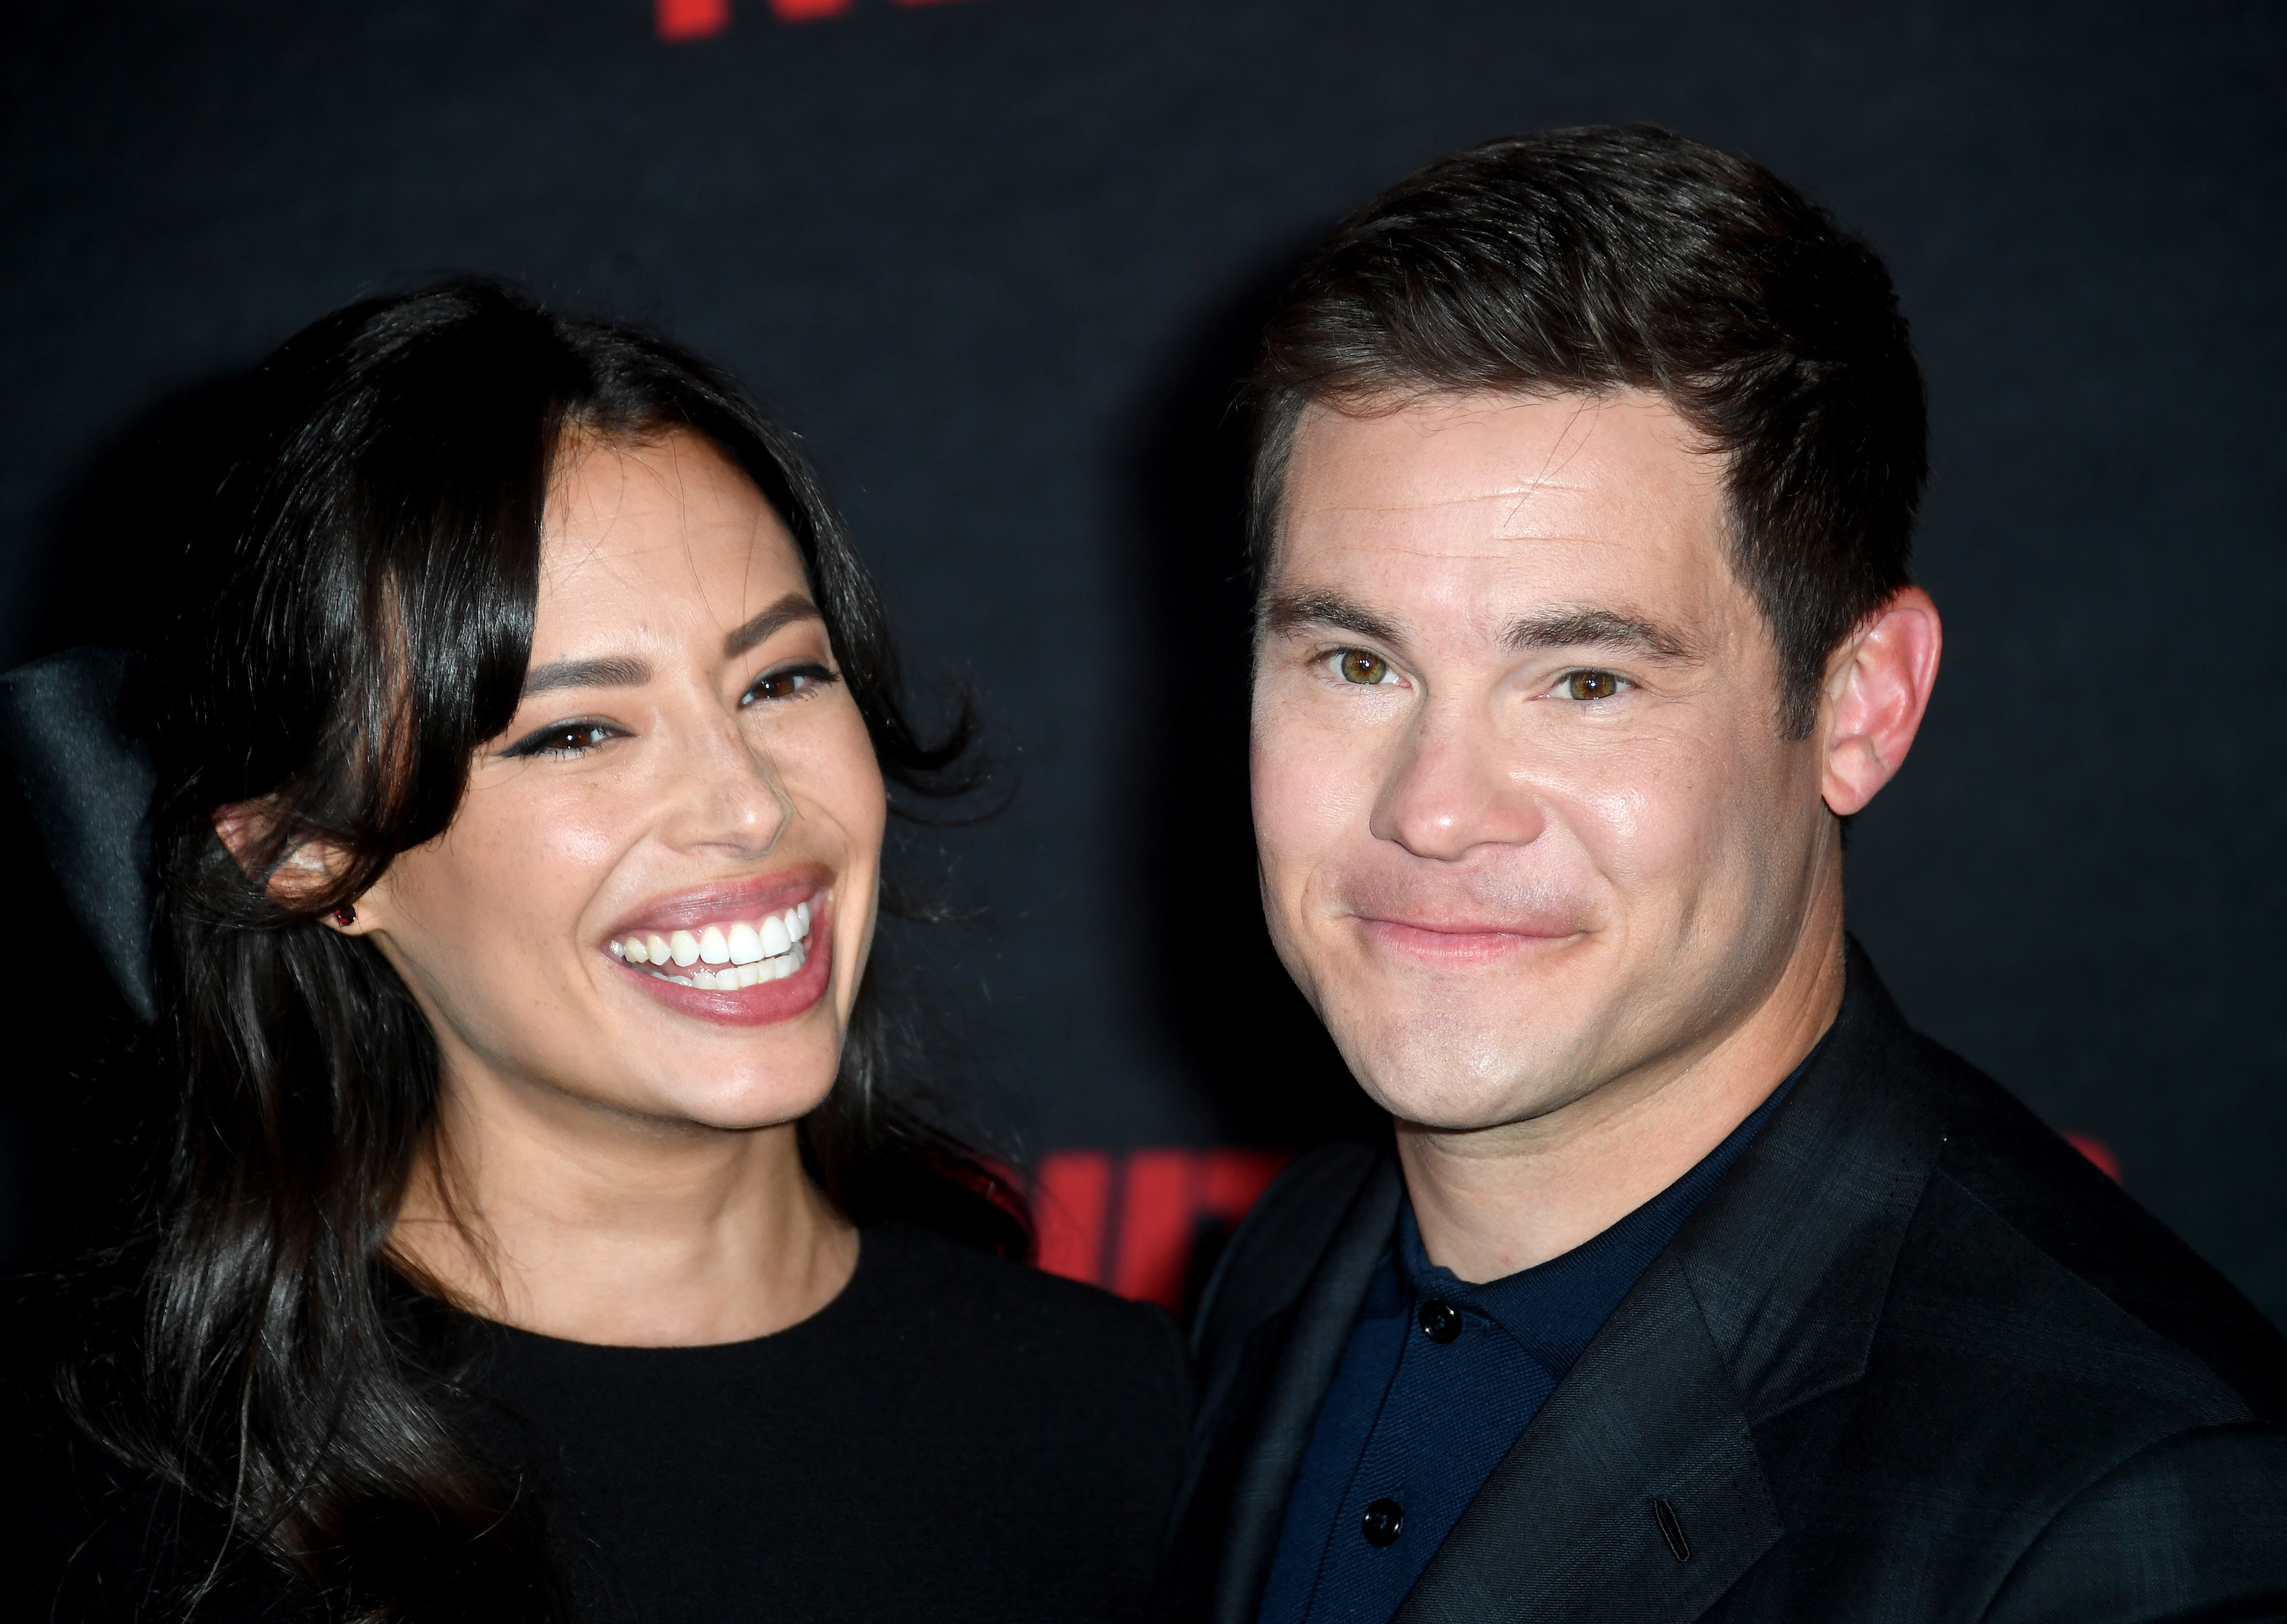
[1393,1038,1819,1381]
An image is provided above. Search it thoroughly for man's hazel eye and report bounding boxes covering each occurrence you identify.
[1336,651,1390,686]
[1562,670,1624,701]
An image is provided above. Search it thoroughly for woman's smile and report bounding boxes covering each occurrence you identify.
[603,879,835,1026]
[610,897,814,986]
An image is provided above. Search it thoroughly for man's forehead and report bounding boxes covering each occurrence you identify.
[1277,394,1732,621]
[1284,390,1722,541]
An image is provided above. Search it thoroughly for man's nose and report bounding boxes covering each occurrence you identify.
[660,709,793,858]
[1367,699,1544,861]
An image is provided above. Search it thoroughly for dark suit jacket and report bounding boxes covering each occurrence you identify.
[1160,947,2287,1623]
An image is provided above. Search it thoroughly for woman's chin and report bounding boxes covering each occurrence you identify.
[613,1065,842,1134]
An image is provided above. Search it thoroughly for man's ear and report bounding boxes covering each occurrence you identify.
[1819,587,1943,818]
[212,800,371,931]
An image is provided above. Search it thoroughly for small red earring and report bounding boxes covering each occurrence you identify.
[332,906,357,928]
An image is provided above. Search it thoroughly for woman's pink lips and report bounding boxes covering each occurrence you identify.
[612,900,834,1029]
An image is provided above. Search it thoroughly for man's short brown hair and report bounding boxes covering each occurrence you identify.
[1245,124,1927,737]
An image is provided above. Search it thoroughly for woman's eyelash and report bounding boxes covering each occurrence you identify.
[503,720,622,759]
[500,664,838,756]
[743,662,839,704]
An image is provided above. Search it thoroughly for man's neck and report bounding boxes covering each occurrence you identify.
[1397,895,1847,1285]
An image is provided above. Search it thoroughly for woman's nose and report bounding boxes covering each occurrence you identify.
[660,710,793,857]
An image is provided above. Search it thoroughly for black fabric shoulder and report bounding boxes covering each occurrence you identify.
[1189,1140,1387,1365]
[14,1229,1195,1624]
[471,1221,1193,1624]
[1919,1040,2287,1421]
[862,1220,1196,1425]
[1982,1421,2287,1619]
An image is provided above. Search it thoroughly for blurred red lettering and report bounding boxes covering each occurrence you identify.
[1035,1147,1296,1310]
[659,0,985,35]
[1033,1149,1114,1283]
[2066,1132,2122,1182]
[655,0,732,39]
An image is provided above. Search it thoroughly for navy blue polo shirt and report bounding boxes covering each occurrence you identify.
[1256,1062,1808,1624]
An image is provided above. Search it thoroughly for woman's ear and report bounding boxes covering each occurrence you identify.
[212,800,371,931]
[1819,586,1943,818]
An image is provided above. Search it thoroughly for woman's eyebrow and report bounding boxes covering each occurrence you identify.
[724,592,824,658]
[520,655,652,697]
[516,595,825,696]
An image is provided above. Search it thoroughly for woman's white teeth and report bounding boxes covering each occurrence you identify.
[611,903,816,988]
[667,938,807,989]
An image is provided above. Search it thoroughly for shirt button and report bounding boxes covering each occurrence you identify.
[1417,1299,1462,1343]
[1361,1498,1405,1547]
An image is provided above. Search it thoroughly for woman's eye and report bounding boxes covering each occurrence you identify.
[1331,650,1396,686]
[1557,670,1628,702]
[743,662,837,706]
[506,721,621,759]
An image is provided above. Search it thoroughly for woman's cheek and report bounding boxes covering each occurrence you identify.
[462,781,621,928]
[758,701,887,1016]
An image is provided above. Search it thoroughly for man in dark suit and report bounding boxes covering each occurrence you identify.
[1158,126,2287,1623]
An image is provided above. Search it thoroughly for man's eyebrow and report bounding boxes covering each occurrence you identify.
[1260,589,1407,647]
[723,592,825,659]
[521,655,652,698]
[1503,606,1699,662]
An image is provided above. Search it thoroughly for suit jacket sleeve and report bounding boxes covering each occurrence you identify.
[1981,1421,2287,1623]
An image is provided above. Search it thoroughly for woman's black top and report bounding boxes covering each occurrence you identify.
[5,1222,1193,1621]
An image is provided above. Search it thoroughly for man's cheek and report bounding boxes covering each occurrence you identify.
[1253,753,1348,871]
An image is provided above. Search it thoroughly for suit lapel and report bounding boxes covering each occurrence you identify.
[1210,1154,1405,1624]
[1392,1253,1782,1624]
[1393,942,1946,1624]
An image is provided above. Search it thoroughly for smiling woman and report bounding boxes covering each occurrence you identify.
[12,284,1189,1622]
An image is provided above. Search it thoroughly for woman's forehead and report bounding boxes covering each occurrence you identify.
[537,432,807,640]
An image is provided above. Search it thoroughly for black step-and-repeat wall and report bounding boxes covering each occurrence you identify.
[3,1,2283,1320]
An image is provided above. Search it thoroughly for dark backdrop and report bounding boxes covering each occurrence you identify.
[3,0,2283,1320]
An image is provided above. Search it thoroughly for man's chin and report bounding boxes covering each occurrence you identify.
[1360,1082,1566,1134]
[1339,1039,1588,1134]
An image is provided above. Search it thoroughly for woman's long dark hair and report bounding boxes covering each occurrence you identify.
[65,282,1026,1619]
